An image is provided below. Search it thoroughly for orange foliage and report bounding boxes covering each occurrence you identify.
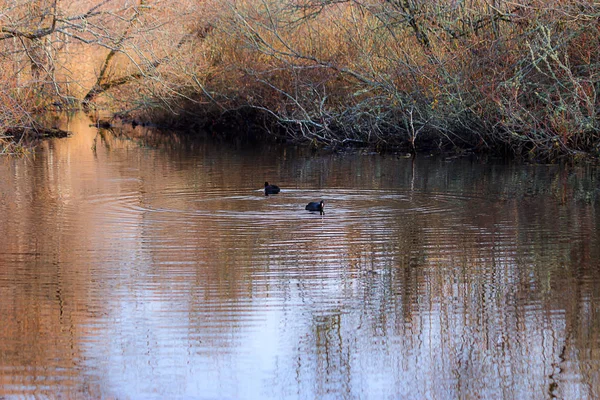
[1,0,599,159]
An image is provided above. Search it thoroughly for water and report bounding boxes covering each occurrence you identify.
[1,113,599,399]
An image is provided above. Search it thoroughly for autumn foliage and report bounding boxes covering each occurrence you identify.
[1,0,599,160]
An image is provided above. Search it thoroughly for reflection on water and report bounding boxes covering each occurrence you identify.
[0,113,599,399]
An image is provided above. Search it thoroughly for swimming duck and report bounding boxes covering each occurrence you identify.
[264,182,280,195]
[305,200,325,215]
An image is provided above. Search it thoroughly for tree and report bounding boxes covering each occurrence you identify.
[0,0,205,149]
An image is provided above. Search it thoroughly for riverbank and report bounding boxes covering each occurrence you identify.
[2,105,598,164]
[102,103,598,164]
[1,125,70,156]
[1,1,598,162]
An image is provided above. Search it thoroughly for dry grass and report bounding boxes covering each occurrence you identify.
[1,0,599,160]
[179,0,599,159]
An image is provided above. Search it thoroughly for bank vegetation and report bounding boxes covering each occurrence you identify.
[1,0,599,161]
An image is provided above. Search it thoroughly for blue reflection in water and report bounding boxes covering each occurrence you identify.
[0,114,599,399]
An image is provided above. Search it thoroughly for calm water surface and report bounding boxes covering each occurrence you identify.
[1,114,599,399]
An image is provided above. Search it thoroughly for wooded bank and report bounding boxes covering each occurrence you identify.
[1,0,599,161]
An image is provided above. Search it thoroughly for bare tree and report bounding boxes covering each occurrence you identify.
[0,0,207,148]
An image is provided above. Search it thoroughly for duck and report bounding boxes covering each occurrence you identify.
[305,200,325,215]
[264,182,280,195]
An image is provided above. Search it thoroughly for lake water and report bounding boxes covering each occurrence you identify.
[1,113,599,399]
